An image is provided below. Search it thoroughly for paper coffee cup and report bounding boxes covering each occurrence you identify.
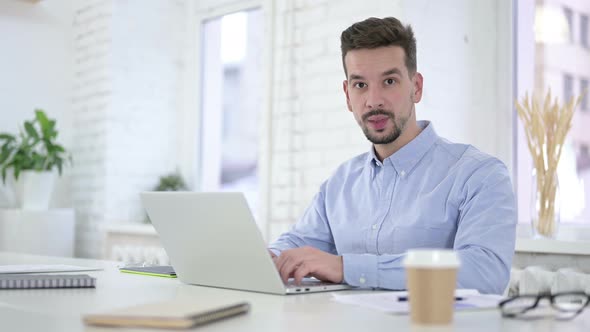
[403,249,461,325]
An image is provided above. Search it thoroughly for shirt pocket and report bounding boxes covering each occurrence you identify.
[392,226,455,253]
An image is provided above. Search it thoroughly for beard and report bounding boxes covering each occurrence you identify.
[360,109,409,145]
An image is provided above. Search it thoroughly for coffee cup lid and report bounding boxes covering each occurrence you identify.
[403,249,461,268]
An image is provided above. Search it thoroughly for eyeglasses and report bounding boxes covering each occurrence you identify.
[499,292,590,320]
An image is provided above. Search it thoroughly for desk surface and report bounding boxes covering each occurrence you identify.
[0,253,589,332]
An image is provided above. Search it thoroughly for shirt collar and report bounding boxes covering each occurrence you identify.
[366,145,379,166]
[366,120,439,175]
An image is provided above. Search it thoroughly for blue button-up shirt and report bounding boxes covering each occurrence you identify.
[269,121,516,294]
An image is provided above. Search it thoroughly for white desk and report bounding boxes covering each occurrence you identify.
[0,253,589,332]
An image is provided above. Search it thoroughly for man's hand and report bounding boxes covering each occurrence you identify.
[273,246,343,285]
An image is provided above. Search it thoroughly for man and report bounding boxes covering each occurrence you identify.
[268,17,516,295]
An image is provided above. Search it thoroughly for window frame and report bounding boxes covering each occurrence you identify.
[581,13,589,48]
[178,0,274,240]
[515,1,590,233]
[581,78,589,111]
[564,6,574,43]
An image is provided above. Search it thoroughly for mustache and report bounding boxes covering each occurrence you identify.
[362,109,394,122]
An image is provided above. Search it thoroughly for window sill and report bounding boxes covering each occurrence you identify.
[515,224,590,255]
[102,223,157,236]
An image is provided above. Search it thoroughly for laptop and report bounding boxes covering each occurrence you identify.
[141,192,352,295]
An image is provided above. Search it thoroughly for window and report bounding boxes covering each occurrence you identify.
[199,9,263,216]
[564,6,574,42]
[517,2,590,225]
[581,14,589,48]
[582,78,589,111]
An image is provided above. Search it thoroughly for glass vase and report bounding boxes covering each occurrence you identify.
[530,168,560,239]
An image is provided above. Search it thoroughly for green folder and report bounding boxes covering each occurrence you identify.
[119,265,177,278]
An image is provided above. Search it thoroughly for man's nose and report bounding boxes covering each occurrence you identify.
[366,87,385,109]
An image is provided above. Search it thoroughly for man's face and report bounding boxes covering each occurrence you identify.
[343,46,423,145]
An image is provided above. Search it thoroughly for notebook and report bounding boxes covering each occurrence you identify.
[119,265,177,278]
[83,299,250,329]
[141,191,352,295]
[0,274,96,289]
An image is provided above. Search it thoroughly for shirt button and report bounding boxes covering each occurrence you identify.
[372,224,378,230]
[400,170,406,177]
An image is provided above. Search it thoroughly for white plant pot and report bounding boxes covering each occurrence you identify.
[14,170,56,210]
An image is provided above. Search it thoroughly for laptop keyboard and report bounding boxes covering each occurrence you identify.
[285,278,336,287]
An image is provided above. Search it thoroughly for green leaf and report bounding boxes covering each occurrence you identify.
[0,149,9,164]
[52,144,65,153]
[35,109,50,128]
[24,121,39,140]
[37,111,56,139]
[1,142,13,155]
[43,120,57,139]
[43,123,57,140]
[0,133,15,141]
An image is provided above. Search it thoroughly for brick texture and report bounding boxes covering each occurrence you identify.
[72,0,185,257]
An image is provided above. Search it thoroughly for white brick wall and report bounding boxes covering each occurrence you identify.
[72,0,185,257]
[71,0,112,258]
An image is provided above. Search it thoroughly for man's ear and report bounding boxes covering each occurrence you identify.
[412,72,424,103]
[343,80,352,112]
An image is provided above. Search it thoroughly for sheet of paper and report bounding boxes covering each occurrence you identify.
[332,289,503,314]
[0,264,103,274]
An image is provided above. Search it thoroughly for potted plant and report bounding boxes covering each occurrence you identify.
[0,109,71,210]
[153,171,188,192]
[143,171,188,224]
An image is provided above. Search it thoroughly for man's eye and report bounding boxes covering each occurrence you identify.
[354,82,367,88]
[385,78,396,85]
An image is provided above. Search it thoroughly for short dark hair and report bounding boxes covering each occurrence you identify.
[340,17,417,76]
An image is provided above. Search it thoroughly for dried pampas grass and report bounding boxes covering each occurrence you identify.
[516,89,583,237]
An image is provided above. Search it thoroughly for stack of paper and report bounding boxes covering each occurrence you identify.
[0,265,103,274]
[332,289,503,314]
